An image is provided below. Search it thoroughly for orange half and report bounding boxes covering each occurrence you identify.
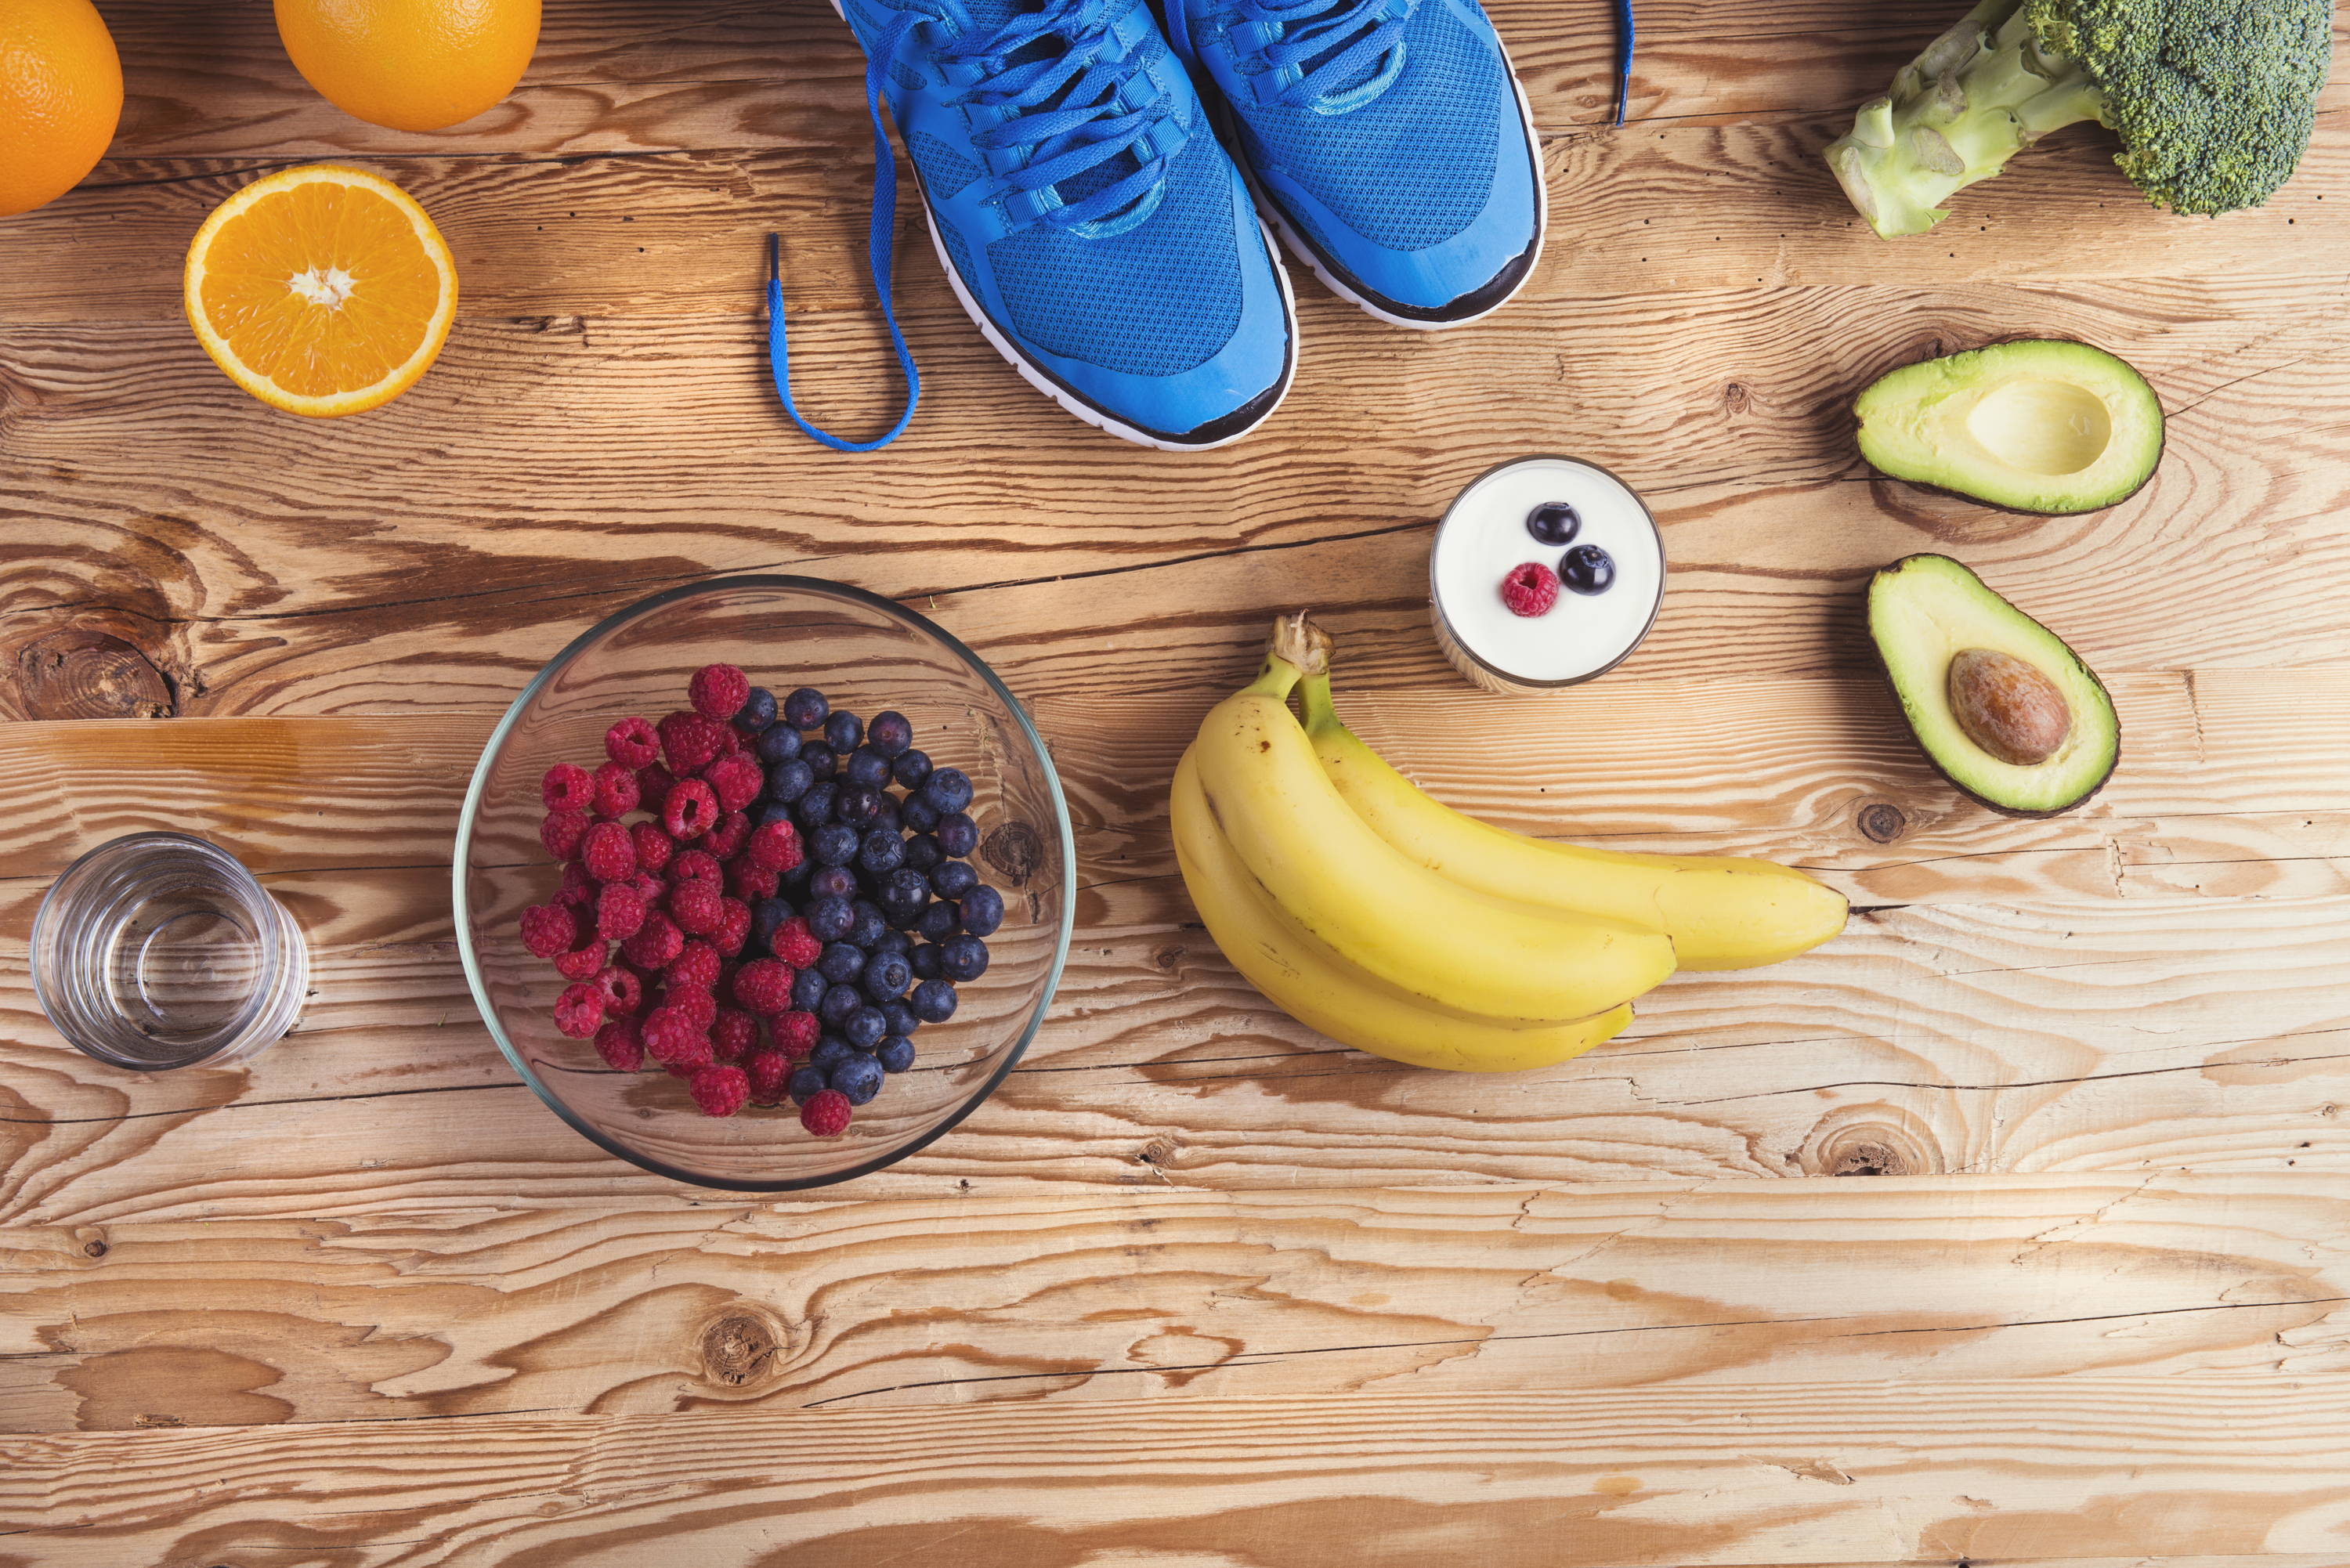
[183,164,457,417]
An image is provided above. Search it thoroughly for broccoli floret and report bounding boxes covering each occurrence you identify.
[1824,0,2334,238]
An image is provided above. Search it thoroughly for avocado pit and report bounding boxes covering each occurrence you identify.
[1947,647,2070,765]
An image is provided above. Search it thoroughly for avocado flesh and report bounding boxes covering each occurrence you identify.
[1856,340,2164,515]
[1868,554,2119,817]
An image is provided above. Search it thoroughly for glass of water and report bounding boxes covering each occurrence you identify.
[30,833,309,1071]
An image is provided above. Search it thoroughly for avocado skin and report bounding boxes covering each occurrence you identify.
[1867,554,2120,819]
[1854,339,2166,517]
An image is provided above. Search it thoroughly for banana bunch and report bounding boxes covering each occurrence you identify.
[1173,614,1848,1072]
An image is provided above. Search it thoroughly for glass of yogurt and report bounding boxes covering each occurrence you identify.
[1429,455,1666,695]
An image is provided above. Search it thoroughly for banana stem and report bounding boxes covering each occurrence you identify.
[1298,671,1341,735]
[1247,612,1328,700]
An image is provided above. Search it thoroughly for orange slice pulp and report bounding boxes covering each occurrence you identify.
[183,164,457,417]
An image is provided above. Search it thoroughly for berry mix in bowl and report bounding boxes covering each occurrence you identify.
[454,578,1074,1192]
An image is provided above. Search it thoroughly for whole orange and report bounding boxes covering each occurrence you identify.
[0,0,123,219]
[274,0,540,133]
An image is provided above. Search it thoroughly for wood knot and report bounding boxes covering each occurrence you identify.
[699,1310,785,1389]
[1857,802,1907,843]
[13,627,175,721]
[981,820,1043,887]
[83,1240,107,1259]
[1723,381,1750,414]
[1152,945,1184,972]
[1137,1139,1176,1167]
[1799,1105,1943,1177]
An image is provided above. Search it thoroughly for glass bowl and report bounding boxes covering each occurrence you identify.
[453,576,1075,1190]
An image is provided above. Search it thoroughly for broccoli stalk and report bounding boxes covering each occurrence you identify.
[1826,0,2334,239]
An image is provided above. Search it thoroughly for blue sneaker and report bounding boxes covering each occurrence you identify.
[825,0,1299,450]
[1162,0,1546,328]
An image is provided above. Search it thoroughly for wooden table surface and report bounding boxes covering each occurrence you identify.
[6,1,2350,1562]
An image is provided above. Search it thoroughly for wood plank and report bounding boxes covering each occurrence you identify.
[12,1378,2350,1564]
[5,1174,2349,1432]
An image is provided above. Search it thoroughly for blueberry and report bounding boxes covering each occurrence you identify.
[756,726,803,768]
[818,941,866,985]
[848,900,889,949]
[844,1005,888,1050]
[904,833,944,873]
[931,860,978,900]
[783,688,830,731]
[786,1064,829,1104]
[809,1034,858,1071]
[910,977,959,1024]
[880,866,932,920]
[868,711,913,757]
[875,1035,916,1074]
[842,746,890,790]
[936,811,979,859]
[807,894,855,943]
[764,757,815,804]
[834,786,883,828]
[873,799,902,837]
[922,768,974,815]
[858,829,905,876]
[901,795,941,834]
[958,884,1005,938]
[873,929,911,957]
[883,998,920,1036]
[809,865,858,901]
[750,897,793,951]
[798,739,838,778]
[909,944,944,981]
[810,823,859,867]
[1527,501,1581,547]
[790,966,829,1012]
[892,749,934,791]
[863,950,911,1002]
[754,799,797,829]
[830,1051,884,1105]
[1560,543,1615,595]
[916,901,960,942]
[941,934,990,983]
[819,985,863,1028]
[824,710,863,753]
[795,781,839,828]
[734,686,778,734]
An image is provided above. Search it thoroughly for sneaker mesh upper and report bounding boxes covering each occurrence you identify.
[909,131,982,196]
[1228,2,1499,252]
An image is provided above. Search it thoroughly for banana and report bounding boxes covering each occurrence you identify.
[1297,671,1847,971]
[1189,619,1676,1022]
[1173,749,1632,1072]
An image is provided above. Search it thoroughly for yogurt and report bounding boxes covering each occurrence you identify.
[1429,456,1665,695]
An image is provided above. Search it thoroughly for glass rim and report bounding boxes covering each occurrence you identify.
[450,573,1078,1192]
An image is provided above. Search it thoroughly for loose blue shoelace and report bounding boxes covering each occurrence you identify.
[768,0,1181,452]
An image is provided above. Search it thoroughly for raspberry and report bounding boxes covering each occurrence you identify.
[689,663,751,723]
[631,822,675,875]
[732,958,795,1014]
[710,897,752,957]
[726,860,780,902]
[636,762,677,811]
[710,1007,759,1064]
[540,808,591,860]
[1500,562,1560,618]
[747,820,804,873]
[669,879,723,935]
[556,860,599,908]
[606,715,660,769]
[658,710,727,775]
[519,902,581,959]
[669,986,718,1028]
[541,763,595,812]
[800,1088,853,1137]
[704,811,750,861]
[551,940,609,982]
[595,1017,645,1071]
[667,849,722,889]
[771,1010,820,1059]
[580,820,637,883]
[743,1047,792,1104]
[554,981,606,1039]
[772,916,822,970]
[663,779,719,841]
[591,761,642,818]
[663,940,721,995]
[596,882,649,941]
[690,1064,750,1117]
[591,964,644,1017]
[641,1004,708,1066]
[714,724,745,757]
[620,910,685,970]
[704,752,764,814]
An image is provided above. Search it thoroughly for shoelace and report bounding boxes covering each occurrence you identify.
[1231,0,1408,109]
[768,0,1180,452]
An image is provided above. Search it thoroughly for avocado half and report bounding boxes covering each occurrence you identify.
[1856,340,2164,515]
[1867,555,2119,818]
